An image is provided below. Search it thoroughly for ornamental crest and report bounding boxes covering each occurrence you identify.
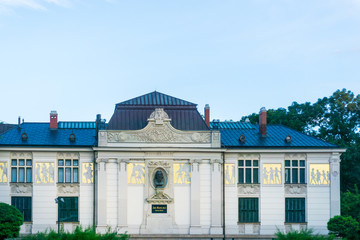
[107,108,211,143]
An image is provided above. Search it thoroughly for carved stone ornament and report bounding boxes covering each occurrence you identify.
[147,161,171,167]
[147,188,173,204]
[57,184,79,195]
[238,154,260,160]
[285,184,307,195]
[57,152,79,159]
[285,153,306,161]
[11,152,32,159]
[107,108,211,143]
[238,184,260,195]
[11,183,32,195]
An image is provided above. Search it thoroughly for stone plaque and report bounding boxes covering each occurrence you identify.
[152,204,167,214]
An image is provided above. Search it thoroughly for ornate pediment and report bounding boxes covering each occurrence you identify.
[106,108,211,143]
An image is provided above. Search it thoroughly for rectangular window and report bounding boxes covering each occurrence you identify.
[285,160,306,184]
[238,160,259,184]
[285,198,305,223]
[11,159,32,183]
[58,158,78,183]
[11,197,32,222]
[59,197,78,222]
[238,198,259,223]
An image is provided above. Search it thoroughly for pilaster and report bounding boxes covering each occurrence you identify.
[330,153,341,217]
[96,158,107,231]
[106,158,118,228]
[117,158,129,233]
[190,159,202,234]
[210,159,223,234]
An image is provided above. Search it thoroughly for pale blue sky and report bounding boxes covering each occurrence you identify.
[0,0,359,124]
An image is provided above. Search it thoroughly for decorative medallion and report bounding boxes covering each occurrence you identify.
[11,183,32,194]
[57,183,79,195]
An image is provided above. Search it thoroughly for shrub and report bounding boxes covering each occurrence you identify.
[341,186,360,222]
[275,228,335,240]
[22,225,129,240]
[327,215,360,239]
[0,202,24,240]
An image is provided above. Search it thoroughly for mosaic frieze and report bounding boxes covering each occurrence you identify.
[310,164,330,185]
[35,163,54,184]
[0,162,7,183]
[225,163,236,185]
[128,163,145,184]
[173,163,191,184]
[263,164,282,184]
[82,163,94,184]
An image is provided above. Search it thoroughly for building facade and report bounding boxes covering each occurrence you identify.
[0,91,343,238]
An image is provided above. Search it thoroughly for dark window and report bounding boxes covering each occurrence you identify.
[12,197,32,222]
[285,160,305,184]
[58,159,78,183]
[238,198,259,223]
[285,198,305,223]
[59,197,78,222]
[238,160,259,184]
[11,159,32,183]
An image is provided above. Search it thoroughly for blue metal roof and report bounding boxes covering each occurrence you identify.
[217,123,338,148]
[58,122,96,129]
[117,91,196,106]
[0,123,96,147]
[210,121,254,130]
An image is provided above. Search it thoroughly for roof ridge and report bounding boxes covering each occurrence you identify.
[116,91,196,106]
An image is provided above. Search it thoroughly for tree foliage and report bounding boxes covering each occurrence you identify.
[0,202,24,240]
[327,215,360,239]
[275,228,334,240]
[242,89,360,192]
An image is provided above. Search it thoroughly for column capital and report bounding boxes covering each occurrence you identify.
[330,152,341,164]
[190,159,202,164]
[210,159,223,164]
[96,158,108,164]
[117,158,130,164]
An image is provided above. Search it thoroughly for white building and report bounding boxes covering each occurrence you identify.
[0,91,344,238]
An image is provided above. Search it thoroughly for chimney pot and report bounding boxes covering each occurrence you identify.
[259,107,267,137]
[204,104,210,127]
[50,110,58,129]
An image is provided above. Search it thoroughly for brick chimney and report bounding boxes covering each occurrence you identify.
[204,104,210,127]
[259,107,267,137]
[50,111,58,129]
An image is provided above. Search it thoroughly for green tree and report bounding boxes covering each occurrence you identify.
[242,89,360,192]
[327,215,360,239]
[0,202,24,240]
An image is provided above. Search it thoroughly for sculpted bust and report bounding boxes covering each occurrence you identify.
[153,169,167,188]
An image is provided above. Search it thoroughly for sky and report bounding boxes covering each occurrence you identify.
[0,0,359,124]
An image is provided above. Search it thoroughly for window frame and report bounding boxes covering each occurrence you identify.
[11,158,32,183]
[11,196,32,222]
[238,197,259,223]
[58,197,79,222]
[285,159,306,184]
[285,198,306,223]
[238,159,259,184]
[57,158,79,183]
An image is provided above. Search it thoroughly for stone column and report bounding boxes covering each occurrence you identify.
[210,159,223,234]
[190,159,202,234]
[330,153,341,217]
[106,159,118,228]
[117,158,129,233]
[96,158,107,232]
